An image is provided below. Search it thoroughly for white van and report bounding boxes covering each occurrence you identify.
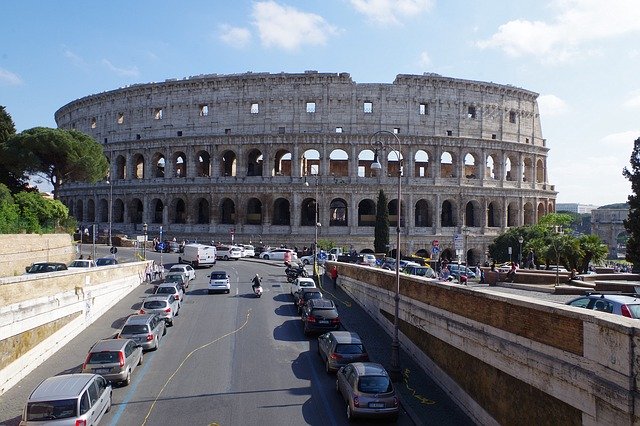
[179,244,217,267]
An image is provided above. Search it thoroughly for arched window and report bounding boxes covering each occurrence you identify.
[329,199,348,226]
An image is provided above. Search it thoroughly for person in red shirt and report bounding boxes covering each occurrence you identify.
[330,266,338,289]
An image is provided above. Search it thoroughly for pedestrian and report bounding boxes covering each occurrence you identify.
[145,263,153,282]
[330,266,338,289]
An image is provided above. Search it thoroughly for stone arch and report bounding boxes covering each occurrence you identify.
[414,150,430,178]
[246,197,263,224]
[221,150,237,177]
[329,149,349,177]
[357,199,376,226]
[115,155,126,180]
[132,153,144,179]
[487,201,500,227]
[440,151,455,178]
[196,198,210,224]
[173,151,186,178]
[170,197,187,224]
[441,200,456,227]
[113,199,124,223]
[301,149,320,177]
[464,200,481,227]
[75,200,84,222]
[507,202,518,226]
[537,202,546,221]
[151,199,164,223]
[220,198,236,224]
[129,198,143,224]
[466,248,482,267]
[536,159,545,183]
[300,197,316,226]
[196,151,211,177]
[152,153,165,178]
[548,201,555,213]
[388,198,404,227]
[87,199,96,222]
[246,149,263,177]
[464,153,479,179]
[273,197,291,225]
[357,149,376,177]
[524,202,535,225]
[329,198,348,226]
[486,155,496,179]
[415,199,432,227]
[505,155,517,181]
[99,199,108,222]
[386,150,403,178]
[273,149,292,176]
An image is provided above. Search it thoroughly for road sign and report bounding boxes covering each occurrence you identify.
[454,234,464,250]
[109,246,118,254]
[432,239,439,247]
[157,242,166,251]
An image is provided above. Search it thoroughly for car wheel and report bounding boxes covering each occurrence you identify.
[162,326,167,336]
[124,370,131,386]
[178,257,182,263]
[224,255,229,261]
[303,259,309,265]
[168,319,173,327]
[138,353,144,365]
[226,289,230,294]
[105,393,112,413]
[264,255,270,260]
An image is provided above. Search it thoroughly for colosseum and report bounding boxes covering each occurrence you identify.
[55,71,556,265]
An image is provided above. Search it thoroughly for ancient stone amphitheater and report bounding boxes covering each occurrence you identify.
[55,71,556,264]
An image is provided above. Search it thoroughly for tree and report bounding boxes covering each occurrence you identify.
[0,184,20,233]
[14,191,69,233]
[623,137,640,272]
[4,127,108,198]
[577,234,608,273]
[374,189,389,254]
[0,106,30,193]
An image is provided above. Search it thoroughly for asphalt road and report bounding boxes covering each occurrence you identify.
[1,254,418,425]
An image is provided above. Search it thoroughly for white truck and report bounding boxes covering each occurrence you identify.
[179,244,217,267]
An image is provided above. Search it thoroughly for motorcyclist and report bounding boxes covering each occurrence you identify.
[252,274,262,291]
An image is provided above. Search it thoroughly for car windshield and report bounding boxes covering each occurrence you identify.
[211,273,227,280]
[165,276,183,282]
[27,399,77,421]
[156,287,176,294]
[335,344,364,354]
[358,375,393,393]
[627,304,640,318]
[87,351,119,364]
[143,300,167,309]
[121,324,148,334]
[69,261,88,267]
[28,264,49,272]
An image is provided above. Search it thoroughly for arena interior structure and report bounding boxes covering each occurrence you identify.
[55,71,556,265]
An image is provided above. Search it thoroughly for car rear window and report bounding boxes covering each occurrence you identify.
[144,300,167,309]
[87,351,119,364]
[305,292,322,300]
[627,304,640,318]
[211,273,227,279]
[121,324,148,334]
[335,344,364,354]
[156,287,176,294]
[27,399,77,421]
[300,282,314,288]
[358,375,393,393]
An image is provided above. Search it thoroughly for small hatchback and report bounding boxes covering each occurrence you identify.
[317,331,369,373]
[208,270,231,294]
[301,298,341,336]
[81,339,143,386]
[295,288,323,314]
[118,314,166,351]
[140,294,180,326]
[336,362,399,422]
[20,373,112,426]
[154,282,184,302]
[565,293,640,318]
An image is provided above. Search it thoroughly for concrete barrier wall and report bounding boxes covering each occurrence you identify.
[332,263,640,425]
[0,234,75,278]
[0,262,147,395]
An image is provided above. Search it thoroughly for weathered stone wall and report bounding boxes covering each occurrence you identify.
[0,234,75,278]
[332,262,640,425]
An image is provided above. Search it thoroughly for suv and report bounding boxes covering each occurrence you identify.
[21,373,111,425]
[81,339,143,386]
[295,288,323,314]
[140,294,180,326]
[118,314,166,351]
[317,331,369,373]
[24,262,68,274]
[301,298,340,336]
[565,293,640,318]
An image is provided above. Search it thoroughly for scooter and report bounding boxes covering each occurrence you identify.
[253,285,263,298]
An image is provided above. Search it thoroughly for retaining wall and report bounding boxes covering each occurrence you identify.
[0,234,75,278]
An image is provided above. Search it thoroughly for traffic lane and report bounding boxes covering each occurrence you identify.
[0,275,154,425]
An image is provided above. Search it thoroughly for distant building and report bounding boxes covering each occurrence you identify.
[556,203,599,214]
[591,204,629,259]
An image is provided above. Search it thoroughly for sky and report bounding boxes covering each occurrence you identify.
[1,0,639,206]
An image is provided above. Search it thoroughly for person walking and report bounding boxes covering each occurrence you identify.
[330,266,338,289]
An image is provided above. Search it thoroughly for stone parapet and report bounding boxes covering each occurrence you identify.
[0,234,75,278]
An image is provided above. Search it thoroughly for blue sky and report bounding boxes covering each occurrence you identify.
[2,0,639,206]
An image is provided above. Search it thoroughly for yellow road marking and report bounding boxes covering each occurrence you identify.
[403,368,436,405]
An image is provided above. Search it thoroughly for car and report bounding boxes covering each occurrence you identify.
[155,240,180,253]
[208,270,231,294]
[381,259,419,271]
[96,257,118,266]
[139,294,180,326]
[317,331,369,373]
[300,252,327,266]
[154,282,184,303]
[216,245,243,260]
[403,265,436,278]
[68,259,97,268]
[301,298,341,336]
[295,288,324,314]
[163,272,189,290]
[565,293,640,318]
[81,339,143,386]
[24,262,68,274]
[260,248,298,261]
[117,314,166,351]
[21,373,112,426]
[169,264,196,281]
[290,277,316,295]
[356,254,377,267]
[241,244,255,257]
[447,264,477,280]
[336,362,399,421]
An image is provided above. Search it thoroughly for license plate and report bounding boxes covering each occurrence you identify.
[368,402,385,408]
[318,320,329,324]
[95,368,110,374]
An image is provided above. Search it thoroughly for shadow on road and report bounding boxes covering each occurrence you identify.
[273,319,305,342]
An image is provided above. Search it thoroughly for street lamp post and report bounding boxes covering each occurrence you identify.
[305,174,320,281]
[553,226,563,287]
[106,178,113,249]
[370,130,402,383]
[518,236,524,267]
[143,223,148,260]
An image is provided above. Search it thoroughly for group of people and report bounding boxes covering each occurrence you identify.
[144,261,164,282]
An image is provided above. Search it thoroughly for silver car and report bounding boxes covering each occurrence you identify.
[81,339,143,386]
[154,282,185,302]
[140,294,180,326]
[208,270,231,294]
[118,314,166,351]
[336,362,399,421]
[20,373,111,426]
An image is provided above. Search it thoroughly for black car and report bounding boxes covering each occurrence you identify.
[301,298,340,336]
[25,262,68,274]
[96,257,118,266]
[155,240,180,253]
[295,288,323,314]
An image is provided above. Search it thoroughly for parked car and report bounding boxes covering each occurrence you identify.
[565,293,640,318]
[20,373,111,425]
[301,298,341,336]
[140,294,180,325]
[336,362,399,421]
[260,248,298,261]
[155,240,180,253]
[241,244,255,257]
[162,272,188,290]
[208,270,231,294]
[24,262,68,274]
[295,288,324,314]
[290,277,316,295]
[300,252,327,266]
[81,339,143,386]
[403,265,436,278]
[216,245,242,260]
[447,264,477,280]
[154,282,184,303]
[68,259,97,268]
[117,314,166,351]
[169,264,196,281]
[317,331,369,373]
[381,259,419,271]
[96,257,118,266]
[356,254,377,267]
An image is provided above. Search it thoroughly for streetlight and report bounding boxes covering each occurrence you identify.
[518,236,524,267]
[305,174,320,282]
[143,223,148,260]
[106,177,113,248]
[553,226,563,287]
[370,129,402,383]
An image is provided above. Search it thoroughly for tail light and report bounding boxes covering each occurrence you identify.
[82,353,91,370]
[139,309,145,314]
[621,305,633,318]
[330,353,343,360]
[146,333,154,341]
[331,318,340,324]
[118,352,125,368]
[165,307,172,313]
[307,315,316,323]
[174,294,180,300]
[392,396,399,407]
[75,420,87,426]
[353,396,360,407]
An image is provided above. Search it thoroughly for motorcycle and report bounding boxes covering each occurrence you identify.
[285,265,308,282]
[253,284,263,298]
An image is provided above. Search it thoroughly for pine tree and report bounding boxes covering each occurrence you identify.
[623,137,640,271]
[374,189,389,254]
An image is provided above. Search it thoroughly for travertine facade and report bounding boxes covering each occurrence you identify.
[55,71,556,263]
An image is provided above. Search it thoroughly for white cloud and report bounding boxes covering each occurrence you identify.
[219,24,252,48]
[63,48,87,68]
[252,1,339,51]
[349,0,433,25]
[538,94,568,117]
[623,91,640,108]
[601,130,640,146]
[101,59,139,78]
[0,67,23,86]
[478,0,640,61]
[418,51,431,68]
